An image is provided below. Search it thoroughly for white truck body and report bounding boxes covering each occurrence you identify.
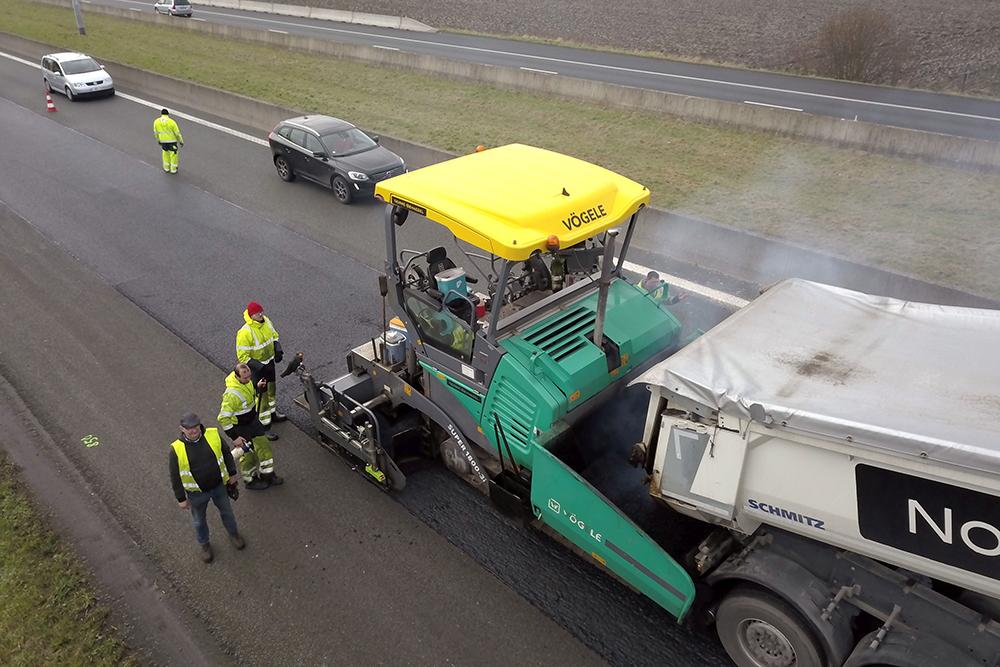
[638,278,1000,600]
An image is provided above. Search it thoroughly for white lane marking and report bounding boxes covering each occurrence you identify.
[115,91,269,145]
[191,17,206,21]
[128,6,141,10]
[268,28,288,34]
[0,47,746,307]
[97,0,1000,124]
[744,100,802,112]
[520,66,557,75]
[372,45,399,51]
[621,260,748,308]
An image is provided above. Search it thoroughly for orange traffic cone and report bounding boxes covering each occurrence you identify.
[45,92,57,112]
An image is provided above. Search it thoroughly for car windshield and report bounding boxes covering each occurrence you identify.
[321,128,376,157]
[61,58,101,75]
[175,0,190,5]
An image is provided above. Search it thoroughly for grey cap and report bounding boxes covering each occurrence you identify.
[179,412,201,428]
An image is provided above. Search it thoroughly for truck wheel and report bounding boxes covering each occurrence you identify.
[716,587,825,667]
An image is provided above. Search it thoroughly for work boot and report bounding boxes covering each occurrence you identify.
[263,472,284,487]
[245,477,270,491]
[228,532,246,550]
[200,543,213,563]
[272,411,288,422]
[266,432,279,441]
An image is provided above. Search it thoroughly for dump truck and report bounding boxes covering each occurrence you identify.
[292,144,1000,667]
[633,277,1000,667]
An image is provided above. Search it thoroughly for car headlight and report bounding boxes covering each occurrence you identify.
[74,82,88,88]
[348,171,369,181]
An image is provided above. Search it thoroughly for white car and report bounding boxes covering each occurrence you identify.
[41,52,114,101]
[153,0,193,16]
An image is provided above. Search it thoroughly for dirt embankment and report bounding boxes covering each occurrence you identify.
[316,0,1000,96]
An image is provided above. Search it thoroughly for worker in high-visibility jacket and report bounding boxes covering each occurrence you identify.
[153,108,184,174]
[218,362,284,490]
[637,270,683,305]
[169,412,244,562]
[236,301,286,439]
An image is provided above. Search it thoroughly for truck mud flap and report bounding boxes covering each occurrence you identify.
[530,446,695,620]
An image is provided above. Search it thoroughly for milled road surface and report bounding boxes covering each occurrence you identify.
[0,59,733,665]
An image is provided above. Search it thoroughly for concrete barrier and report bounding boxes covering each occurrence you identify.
[1,28,994,308]
[30,0,1000,169]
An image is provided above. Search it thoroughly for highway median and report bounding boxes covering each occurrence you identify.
[2,0,998,301]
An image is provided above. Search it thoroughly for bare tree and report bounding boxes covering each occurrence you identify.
[813,5,909,84]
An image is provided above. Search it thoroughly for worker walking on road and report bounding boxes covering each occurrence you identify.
[170,412,245,563]
[236,301,286,440]
[219,362,284,490]
[153,108,184,174]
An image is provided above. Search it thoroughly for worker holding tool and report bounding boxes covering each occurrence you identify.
[236,301,286,440]
[169,412,245,563]
[218,362,284,490]
[153,108,184,174]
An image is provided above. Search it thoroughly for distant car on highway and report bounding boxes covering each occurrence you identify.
[153,0,193,17]
[268,115,406,204]
[41,53,115,101]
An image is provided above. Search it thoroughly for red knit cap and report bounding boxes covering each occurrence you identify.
[246,301,263,317]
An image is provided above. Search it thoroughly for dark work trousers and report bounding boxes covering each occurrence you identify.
[187,484,238,545]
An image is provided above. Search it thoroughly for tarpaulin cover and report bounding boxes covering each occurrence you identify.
[637,279,1000,474]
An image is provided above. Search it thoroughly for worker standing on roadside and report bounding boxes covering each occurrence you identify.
[170,412,245,563]
[219,362,284,490]
[153,108,184,174]
[236,301,286,440]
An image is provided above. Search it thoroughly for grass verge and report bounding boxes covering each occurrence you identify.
[0,451,134,665]
[2,0,998,299]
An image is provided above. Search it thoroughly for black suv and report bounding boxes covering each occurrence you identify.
[268,115,406,204]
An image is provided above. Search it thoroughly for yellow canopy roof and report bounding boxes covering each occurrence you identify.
[375,144,649,261]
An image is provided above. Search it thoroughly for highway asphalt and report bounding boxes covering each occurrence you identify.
[85,0,1000,140]
[0,56,735,665]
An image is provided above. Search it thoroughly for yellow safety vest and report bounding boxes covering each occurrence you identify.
[236,311,279,365]
[171,428,228,492]
[153,115,183,144]
[218,372,257,429]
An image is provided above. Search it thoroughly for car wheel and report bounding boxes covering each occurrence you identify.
[65,86,74,101]
[332,175,353,204]
[43,78,52,93]
[274,155,295,182]
[716,587,825,667]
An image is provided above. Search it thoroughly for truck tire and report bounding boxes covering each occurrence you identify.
[716,586,826,667]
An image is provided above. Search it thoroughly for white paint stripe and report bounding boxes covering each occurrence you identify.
[621,259,748,308]
[115,91,269,145]
[520,66,557,75]
[96,0,1000,125]
[744,100,802,112]
[0,47,745,308]
[190,17,206,21]
[128,6,141,10]
[0,51,39,68]
[268,28,288,34]
[372,45,399,51]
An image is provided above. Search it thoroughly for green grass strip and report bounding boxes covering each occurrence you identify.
[2,0,999,299]
[0,452,134,666]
